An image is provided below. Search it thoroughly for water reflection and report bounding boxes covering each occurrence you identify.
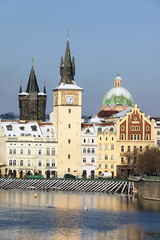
[0,190,160,240]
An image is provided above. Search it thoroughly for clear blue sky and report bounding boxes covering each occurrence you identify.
[0,0,160,117]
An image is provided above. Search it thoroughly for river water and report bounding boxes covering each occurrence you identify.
[0,189,160,240]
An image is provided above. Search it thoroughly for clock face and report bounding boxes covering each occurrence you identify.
[66,96,74,104]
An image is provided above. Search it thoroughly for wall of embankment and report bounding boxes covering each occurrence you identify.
[133,179,160,201]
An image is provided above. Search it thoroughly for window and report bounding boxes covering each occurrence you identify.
[84,139,86,143]
[128,146,130,152]
[106,137,108,141]
[99,144,102,150]
[134,135,136,140]
[68,139,71,144]
[157,140,160,146]
[91,148,95,153]
[38,160,42,167]
[6,125,12,131]
[131,135,133,140]
[91,158,95,163]
[20,160,23,166]
[68,154,70,159]
[20,149,23,155]
[111,145,114,150]
[28,149,31,155]
[68,168,70,172]
[121,125,125,131]
[157,131,160,135]
[128,157,131,164]
[31,125,37,131]
[87,148,90,153]
[13,149,16,154]
[105,144,108,150]
[121,157,124,164]
[146,134,149,140]
[105,164,108,169]
[38,149,42,155]
[46,159,50,167]
[121,134,124,140]
[99,164,102,169]
[13,160,16,166]
[92,139,94,143]
[111,155,114,160]
[9,160,12,166]
[111,164,114,169]
[83,148,86,153]
[52,148,55,155]
[146,126,149,131]
[83,158,86,163]
[99,137,102,140]
[140,146,142,152]
[52,160,55,167]
[9,149,12,155]
[99,154,102,160]
[28,160,31,167]
[88,139,90,143]
[121,146,124,152]
[46,148,50,155]
[68,124,71,128]
[105,154,108,160]
[134,146,137,152]
[68,109,71,113]
[137,135,140,140]
[112,137,114,141]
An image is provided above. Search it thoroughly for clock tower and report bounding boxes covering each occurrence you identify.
[53,38,83,177]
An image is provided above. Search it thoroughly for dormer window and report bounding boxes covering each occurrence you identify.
[6,125,12,131]
[31,125,37,131]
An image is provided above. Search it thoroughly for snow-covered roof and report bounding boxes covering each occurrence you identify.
[109,108,131,118]
[54,81,83,90]
[1,121,55,137]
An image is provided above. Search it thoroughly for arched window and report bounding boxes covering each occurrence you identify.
[28,149,31,155]
[28,160,31,166]
[46,148,50,155]
[20,160,23,166]
[38,149,42,155]
[46,159,50,167]
[13,160,16,166]
[52,148,55,155]
[38,160,42,167]
[87,148,90,153]
[9,160,12,166]
[52,160,55,167]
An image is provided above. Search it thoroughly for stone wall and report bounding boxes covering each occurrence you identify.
[134,179,160,201]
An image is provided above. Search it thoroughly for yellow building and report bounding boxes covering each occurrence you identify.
[97,124,118,177]
[53,39,83,178]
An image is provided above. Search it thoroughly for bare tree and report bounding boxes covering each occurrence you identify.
[136,147,160,175]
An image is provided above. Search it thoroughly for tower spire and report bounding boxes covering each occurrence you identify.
[43,80,46,94]
[19,80,22,93]
[59,38,75,85]
[26,60,39,93]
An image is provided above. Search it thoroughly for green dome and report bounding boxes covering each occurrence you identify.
[102,87,134,106]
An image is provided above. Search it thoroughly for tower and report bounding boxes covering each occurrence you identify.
[53,38,83,177]
[19,61,47,121]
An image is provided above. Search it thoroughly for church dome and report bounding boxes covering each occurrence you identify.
[102,74,134,106]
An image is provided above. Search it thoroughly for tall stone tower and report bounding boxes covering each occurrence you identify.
[19,61,47,121]
[53,38,83,177]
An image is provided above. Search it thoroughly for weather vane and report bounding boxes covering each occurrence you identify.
[67,28,70,40]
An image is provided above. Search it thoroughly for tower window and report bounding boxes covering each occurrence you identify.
[68,124,71,128]
[69,109,71,113]
[68,139,71,144]
[68,154,70,159]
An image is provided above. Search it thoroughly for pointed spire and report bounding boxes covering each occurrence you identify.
[43,81,46,94]
[60,52,64,76]
[19,80,22,93]
[59,38,75,85]
[72,53,75,76]
[26,61,40,93]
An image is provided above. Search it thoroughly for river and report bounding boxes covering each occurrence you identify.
[0,189,160,240]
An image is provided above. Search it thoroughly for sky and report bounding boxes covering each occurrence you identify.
[0,0,160,117]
